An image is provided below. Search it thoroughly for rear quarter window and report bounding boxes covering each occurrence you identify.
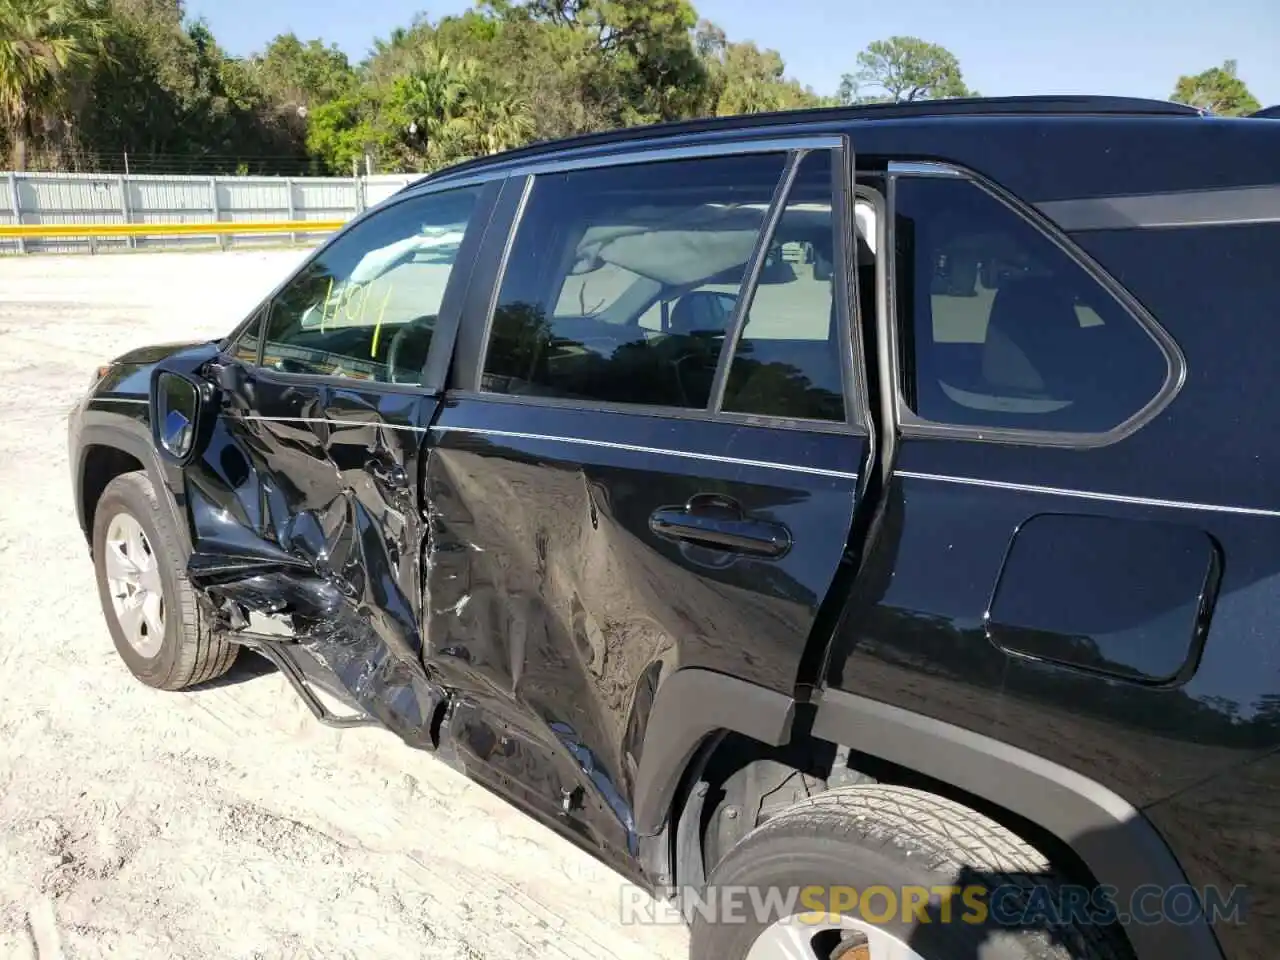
[895,176,1172,436]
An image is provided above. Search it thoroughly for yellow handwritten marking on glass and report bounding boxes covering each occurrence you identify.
[319,276,335,333]
[344,280,369,325]
[370,281,394,359]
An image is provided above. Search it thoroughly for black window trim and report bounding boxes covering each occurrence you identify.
[218,174,505,395]
[884,159,1187,449]
[466,133,873,437]
[708,150,804,411]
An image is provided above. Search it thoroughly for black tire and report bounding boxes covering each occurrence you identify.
[92,470,237,690]
[690,784,1129,960]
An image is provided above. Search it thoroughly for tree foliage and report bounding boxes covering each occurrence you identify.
[252,33,354,112]
[0,0,110,168]
[0,1,1261,177]
[1170,59,1261,116]
[838,36,974,104]
[696,20,824,116]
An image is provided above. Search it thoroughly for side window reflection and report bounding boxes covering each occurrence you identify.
[260,187,480,385]
[481,153,789,408]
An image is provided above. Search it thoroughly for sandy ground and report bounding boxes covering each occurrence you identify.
[0,250,691,960]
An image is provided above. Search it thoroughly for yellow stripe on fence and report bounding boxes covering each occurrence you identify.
[0,220,346,239]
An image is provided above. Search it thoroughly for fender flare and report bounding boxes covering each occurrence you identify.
[633,668,795,838]
[633,675,1222,960]
[810,688,1224,960]
[74,410,191,556]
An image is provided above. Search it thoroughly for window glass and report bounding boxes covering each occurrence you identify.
[482,153,788,407]
[722,151,846,422]
[261,187,480,384]
[895,177,1168,433]
[229,307,263,365]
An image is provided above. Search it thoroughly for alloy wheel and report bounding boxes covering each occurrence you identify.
[103,511,166,658]
[745,913,926,960]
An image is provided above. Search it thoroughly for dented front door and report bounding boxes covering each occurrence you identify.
[176,180,500,744]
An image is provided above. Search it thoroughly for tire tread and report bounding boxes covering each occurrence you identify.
[704,783,1131,960]
[95,471,237,690]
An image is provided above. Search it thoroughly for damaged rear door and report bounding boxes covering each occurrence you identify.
[165,178,502,744]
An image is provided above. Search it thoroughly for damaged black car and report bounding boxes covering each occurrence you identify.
[70,96,1280,960]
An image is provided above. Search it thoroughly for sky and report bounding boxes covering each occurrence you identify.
[188,0,1280,107]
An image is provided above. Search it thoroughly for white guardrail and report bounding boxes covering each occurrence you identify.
[0,171,425,254]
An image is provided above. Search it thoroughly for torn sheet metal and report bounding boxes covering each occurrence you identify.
[181,376,445,748]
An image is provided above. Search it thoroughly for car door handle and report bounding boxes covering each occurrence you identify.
[649,494,791,559]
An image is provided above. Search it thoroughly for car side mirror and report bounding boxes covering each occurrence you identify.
[151,370,210,465]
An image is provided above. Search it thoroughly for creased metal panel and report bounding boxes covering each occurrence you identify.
[174,361,448,750]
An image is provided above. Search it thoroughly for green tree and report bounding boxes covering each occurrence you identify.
[7,0,910,176]
[305,91,383,174]
[388,44,477,169]
[468,10,609,140]
[252,33,354,113]
[391,43,536,168]
[455,77,535,157]
[1171,59,1261,116]
[0,0,110,169]
[839,36,974,104]
[73,5,312,173]
[365,14,438,86]
[491,0,711,126]
[696,21,819,116]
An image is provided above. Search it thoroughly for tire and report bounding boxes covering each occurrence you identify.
[92,470,237,690]
[689,784,1129,960]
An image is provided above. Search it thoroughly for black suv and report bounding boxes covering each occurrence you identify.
[69,97,1280,960]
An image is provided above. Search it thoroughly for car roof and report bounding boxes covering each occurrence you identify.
[409,96,1201,187]
[400,95,1280,207]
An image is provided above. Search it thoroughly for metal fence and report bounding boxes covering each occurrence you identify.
[0,172,424,254]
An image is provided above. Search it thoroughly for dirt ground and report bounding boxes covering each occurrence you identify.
[0,250,691,960]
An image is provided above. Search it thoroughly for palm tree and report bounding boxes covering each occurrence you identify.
[0,0,109,169]
[392,43,478,168]
[459,79,534,157]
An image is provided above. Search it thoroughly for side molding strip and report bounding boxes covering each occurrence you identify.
[634,668,795,837]
[810,689,1224,960]
[897,469,1280,519]
[1038,184,1280,231]
[432,425,860,481]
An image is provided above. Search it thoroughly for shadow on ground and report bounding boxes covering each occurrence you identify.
[188,647,276,690]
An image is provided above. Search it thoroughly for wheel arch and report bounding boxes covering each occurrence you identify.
[634,668,795,841]
[76,415,189,556]
[807,688,1225,960]
[634,675,1224,960]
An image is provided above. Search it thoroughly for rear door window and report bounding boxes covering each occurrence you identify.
[721,150,847,422]
[481,153,788,408]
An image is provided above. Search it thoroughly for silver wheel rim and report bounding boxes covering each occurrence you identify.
[745,913,926,960]
[104,511,166,658]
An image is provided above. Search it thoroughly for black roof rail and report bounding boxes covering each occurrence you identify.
[410,95,1201,188]
[1252,105,1280,118]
